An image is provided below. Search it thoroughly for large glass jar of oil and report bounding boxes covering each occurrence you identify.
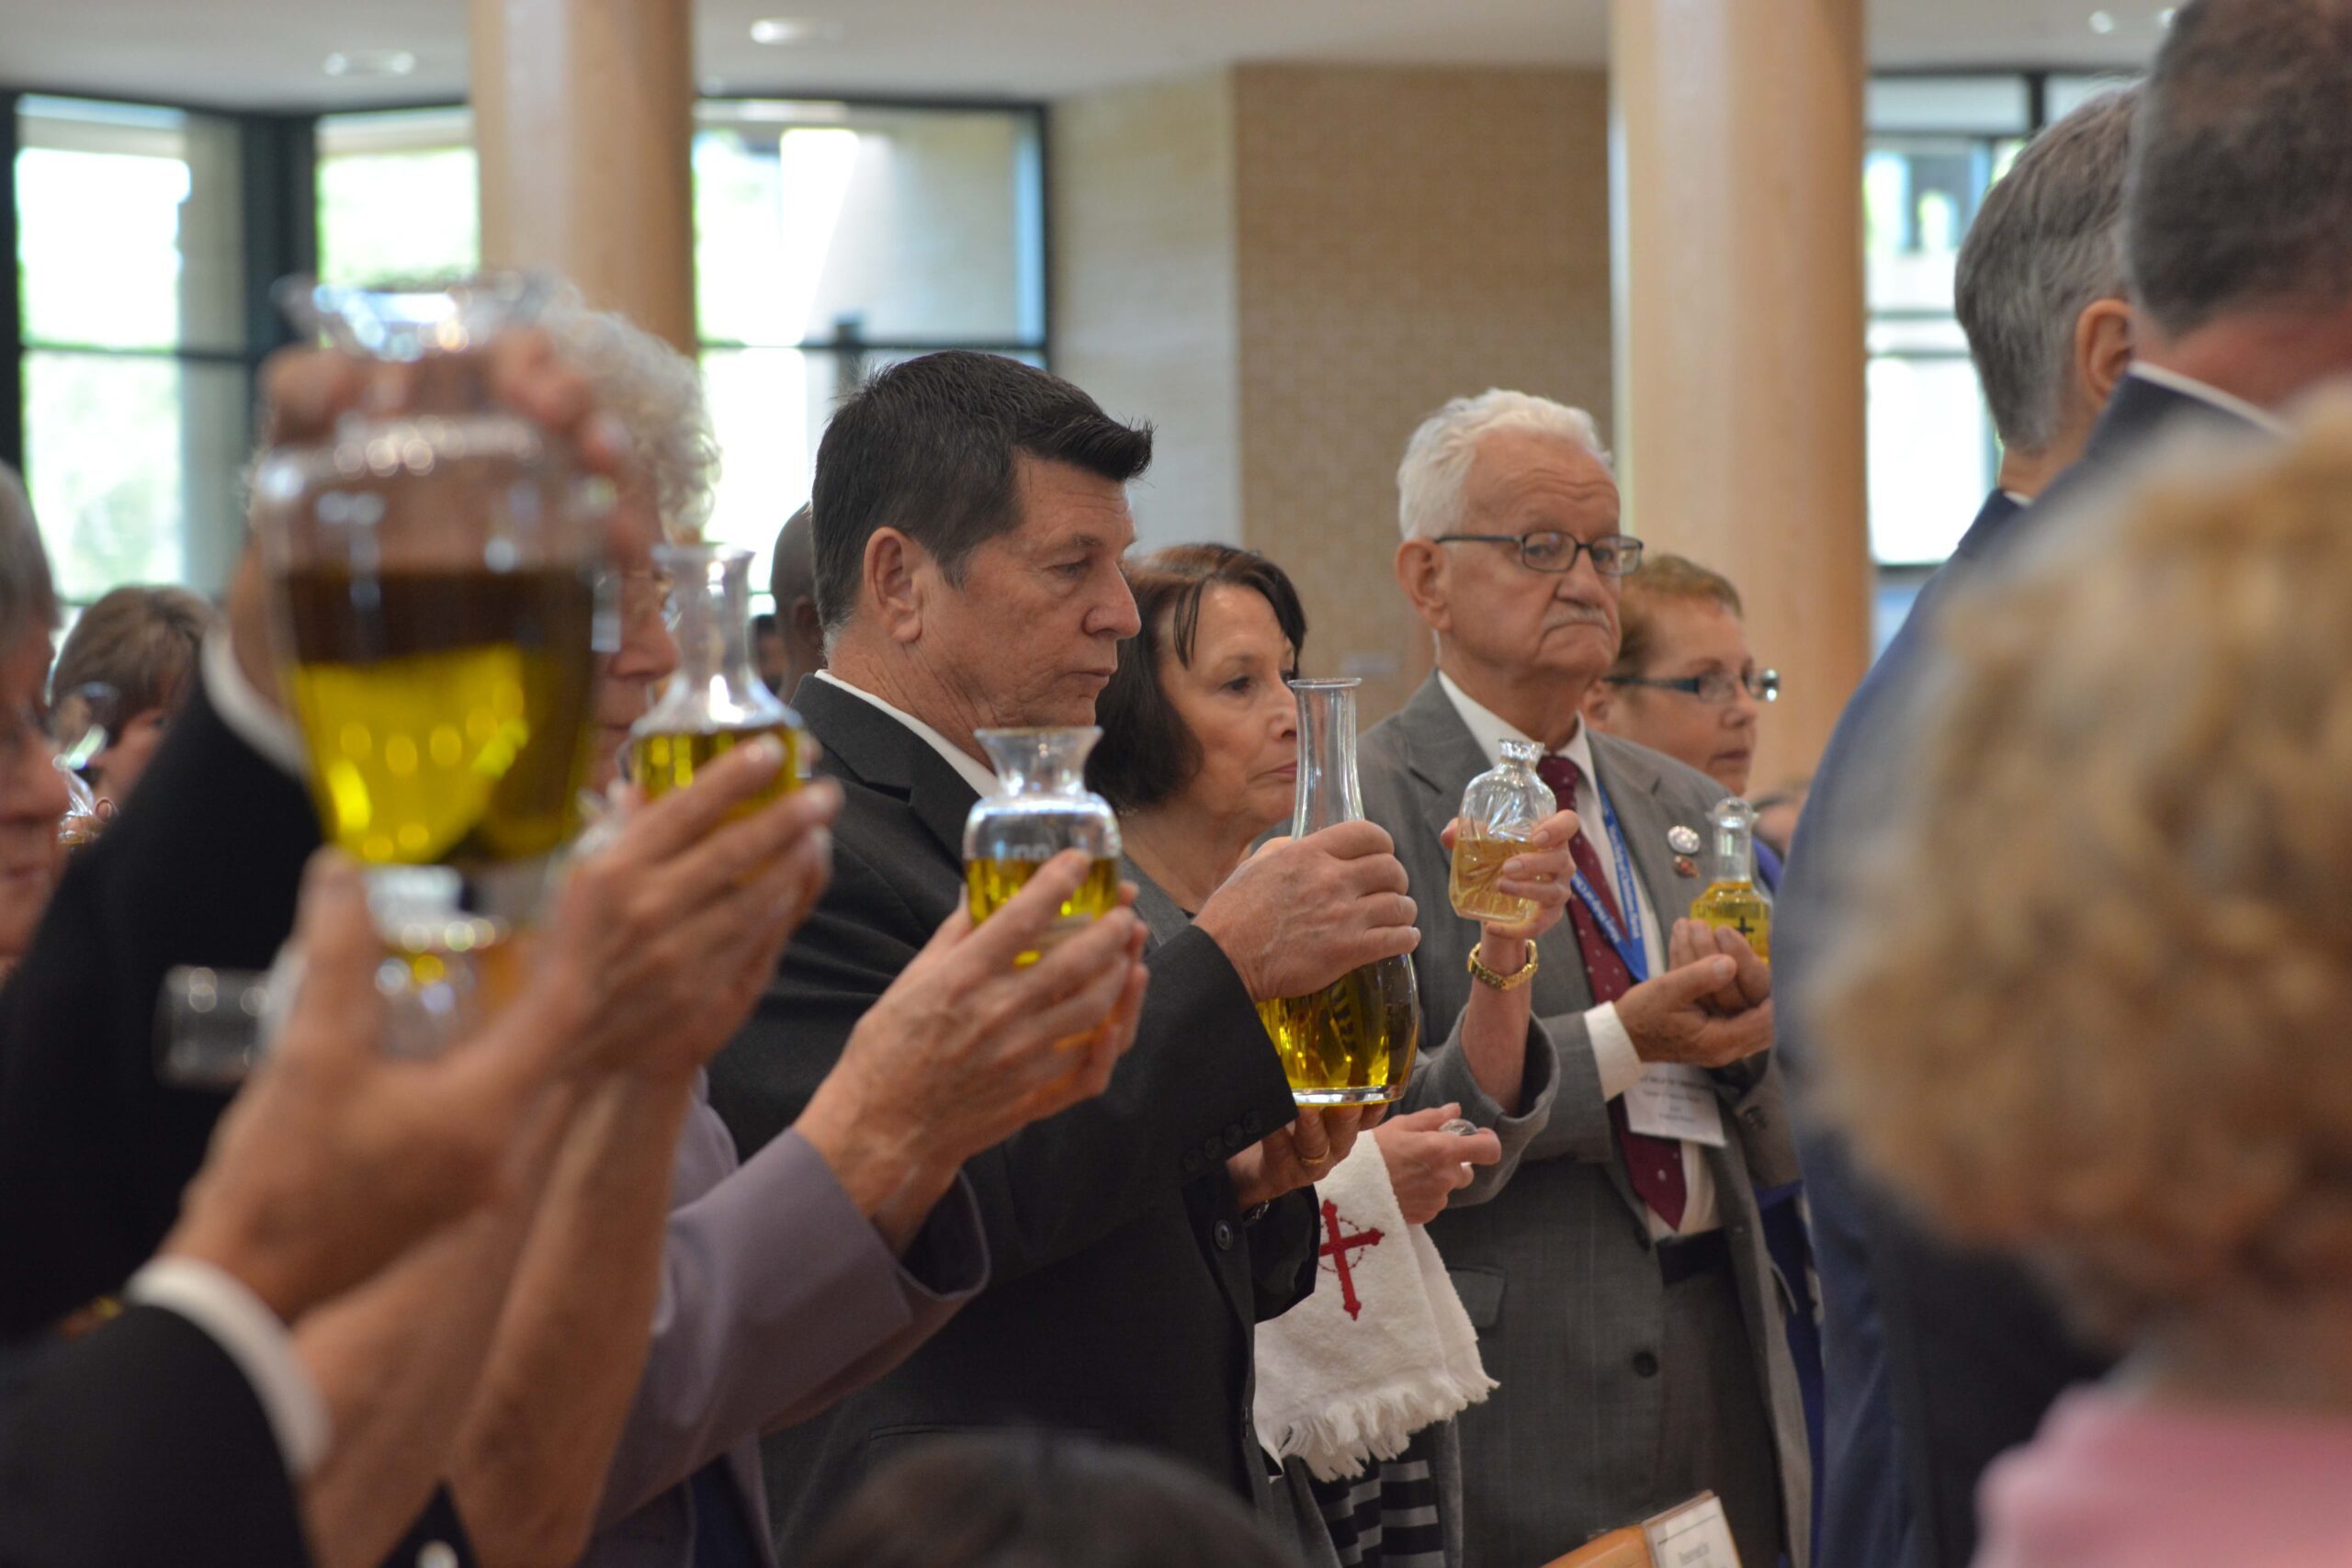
[963,728,1123,964]
[1689,795,1771,959]
[628,543,808,812]
[1448,737,1556,925]
[1257,678,1422,1105]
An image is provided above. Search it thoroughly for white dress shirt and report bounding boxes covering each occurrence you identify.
[1436,672,1718,1237]
[128,1256,330,1478]
[2125,361,2290,435]
[811,669,1001,797]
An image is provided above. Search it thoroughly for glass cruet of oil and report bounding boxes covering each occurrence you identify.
[628,543,807,809]
[963,728,1123,962]
[1448,738,1556,925]
[1689,795,1771,959]
[1256,678,1422,1105]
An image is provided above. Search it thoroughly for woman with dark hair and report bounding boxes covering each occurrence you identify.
[1091,543,1575,1567]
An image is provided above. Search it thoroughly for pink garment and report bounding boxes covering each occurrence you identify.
[1974,1387,2352,1568]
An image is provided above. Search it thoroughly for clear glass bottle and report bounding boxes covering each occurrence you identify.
[1689,795,1771,959]
[963,728,1124,963]
[247,273,604,933]
[1256,678,1422,1105]
[1448,738,1556,925]
[628,544,808,810]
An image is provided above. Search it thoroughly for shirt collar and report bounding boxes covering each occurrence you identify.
[1435,670,1593,783]
[812,669,999,798]
[2126,362,2290,435]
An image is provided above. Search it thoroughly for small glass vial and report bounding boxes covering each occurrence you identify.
[1688,796,1771,959]
[963,727,1123,963]
[1448,738,1557,925]
[629,543,808,811]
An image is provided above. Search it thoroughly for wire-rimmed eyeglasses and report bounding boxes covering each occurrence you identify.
[1604,667,1781,705]
[1431,530,1645,577]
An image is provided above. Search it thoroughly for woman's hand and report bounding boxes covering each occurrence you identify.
[1227,1102,1385,1210]
[1374,1103,1504,1225]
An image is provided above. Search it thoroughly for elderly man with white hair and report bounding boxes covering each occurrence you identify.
[1354,389,1811,1568]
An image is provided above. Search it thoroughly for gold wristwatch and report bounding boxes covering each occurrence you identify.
[1465,940,1539,991]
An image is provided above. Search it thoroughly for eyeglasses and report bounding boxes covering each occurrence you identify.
[1605,667,1781,705]
[593,567,678,652]
[1432,531,1645,577]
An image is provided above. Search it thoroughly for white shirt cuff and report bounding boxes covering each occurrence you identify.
[1587,1001,1645,1100]
[201,630,309,782]
[129,1256,331,1478]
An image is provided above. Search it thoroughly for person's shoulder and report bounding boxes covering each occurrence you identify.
[1592,729,1724,815]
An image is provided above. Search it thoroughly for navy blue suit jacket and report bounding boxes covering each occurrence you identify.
[1777,372,2266,1568]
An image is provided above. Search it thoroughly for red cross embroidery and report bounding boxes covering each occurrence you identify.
[1318,1197,1385,1321]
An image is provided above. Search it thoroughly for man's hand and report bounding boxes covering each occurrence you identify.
[797,851,1150,1243]
[1666,917,1770,1016]
[1226,1103,1382,1210]
[1374,1104,1503,1226]
[1439,807,1581,971]
[163,852,596,1325]
[1614,952,1773,1069]
[1193,820,1419,1003]
[548,739,841,1081]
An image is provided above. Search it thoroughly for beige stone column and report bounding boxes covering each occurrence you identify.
[469,0,696,352]
[1610,0,1871,788]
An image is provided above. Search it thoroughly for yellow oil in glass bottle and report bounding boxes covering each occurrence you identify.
[625,544,809,818]
[1688,795,1771,959]
[1447,738,1555,926]
[963,728,1124,967]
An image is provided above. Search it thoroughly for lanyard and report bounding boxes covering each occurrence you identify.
[1566,773,1649,983]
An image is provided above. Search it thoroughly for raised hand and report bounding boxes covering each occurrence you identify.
[1614,951,1772,1070]
[796,851,1150,1241]
[1666,916,1770,1016]
[1193,819,1419,1003]
[1374,1103,1504,1225]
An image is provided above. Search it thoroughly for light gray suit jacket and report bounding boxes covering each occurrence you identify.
[1125,853,1561,1568]
[579,1089,987,1568]
[1357,675,1810,1568]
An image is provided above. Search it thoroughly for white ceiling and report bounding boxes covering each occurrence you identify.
[0,0,2165,112]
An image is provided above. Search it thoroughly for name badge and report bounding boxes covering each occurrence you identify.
[1623,1064,1728,1147]
[1645,1493,1740,1567]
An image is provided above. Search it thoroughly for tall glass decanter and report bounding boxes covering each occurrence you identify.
[629,544,807,809]
[246,274,602,1013]
[963,728,1124,963]
[1258,678,1421,1105]
[1448,738,1556,925]
[1689,795,1771,959]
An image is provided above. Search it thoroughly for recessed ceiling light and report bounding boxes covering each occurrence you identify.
[2087,9,2118,31]
[323,50,418,78]
[749,17,842,45]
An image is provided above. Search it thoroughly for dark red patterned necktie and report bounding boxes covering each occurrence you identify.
[1536,753,1689,1230]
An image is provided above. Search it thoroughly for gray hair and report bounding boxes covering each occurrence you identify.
[540,298,720,541]
[0,464,59,652]
[1396,389,1611,541]
[2127,0,2352,338]
[1955,87,2138,452]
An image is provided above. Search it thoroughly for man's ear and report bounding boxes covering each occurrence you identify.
[1395,538,1452,637]
[2075,295,2135,412]
[864,528,929,646]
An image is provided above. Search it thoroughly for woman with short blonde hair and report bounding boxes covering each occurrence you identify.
[1815,400,2352,1567]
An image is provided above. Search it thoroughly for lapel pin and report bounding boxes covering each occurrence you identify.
[1668,825,1701,856]
[1673,854,1700,879]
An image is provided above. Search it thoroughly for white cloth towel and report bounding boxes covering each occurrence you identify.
[1252,1134,1498,1483]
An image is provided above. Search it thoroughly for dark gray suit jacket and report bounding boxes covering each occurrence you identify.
[1358,675,1810,1568]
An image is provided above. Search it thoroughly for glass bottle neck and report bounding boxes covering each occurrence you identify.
[668,547,755,691]
[977,728,1102,795]
[1711,817,1755,886]
[1290,680,1364,835]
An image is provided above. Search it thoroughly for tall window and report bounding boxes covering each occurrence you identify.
[315,108,478,288]
[14,96,250,602]
[1864,72,2135,648]
[693,101,1046,590]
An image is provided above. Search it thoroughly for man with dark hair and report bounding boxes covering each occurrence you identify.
[764,502,825,699]
[707,351,1425,1551]
[1780,7,2352,1566]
